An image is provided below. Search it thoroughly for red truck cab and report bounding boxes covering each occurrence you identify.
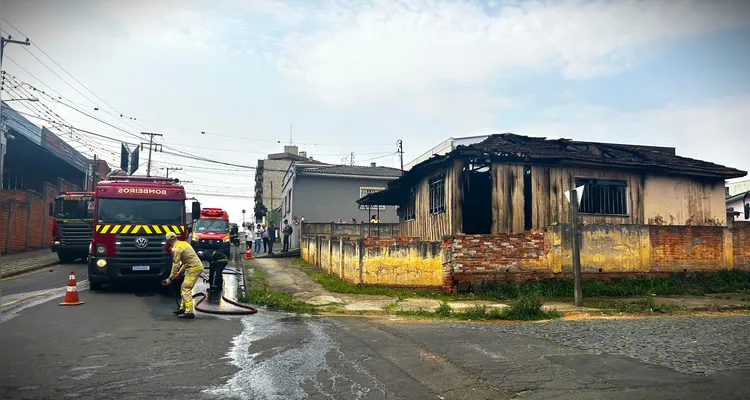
[189,207,232,255]
[87,176,200,290]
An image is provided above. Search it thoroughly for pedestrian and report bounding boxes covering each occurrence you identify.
[261,224,269,252]
[250,225,255,251]
[164,232,204,319]
[198,250,228,291]
[338,218,344,224]
[267,222,278,254]
[282,219,293,252]
[254,223,263,253]
[370,215,379,223]
[351,218,357,224]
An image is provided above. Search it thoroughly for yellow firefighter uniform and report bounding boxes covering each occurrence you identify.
[169,240,204,314]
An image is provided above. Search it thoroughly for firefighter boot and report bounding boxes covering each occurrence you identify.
[173,309,185,315]
[178,313,195,319]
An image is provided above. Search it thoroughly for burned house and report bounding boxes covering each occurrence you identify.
[358,134,746,240]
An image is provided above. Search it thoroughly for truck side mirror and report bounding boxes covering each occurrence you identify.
[231,226,238,235]
[48,203,54,217]
[191,201,201,218]
[745,203,749,220]
[187,226,193,234]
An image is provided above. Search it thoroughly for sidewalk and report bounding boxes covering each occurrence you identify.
[0,248,59,278]
[248,258,589,313]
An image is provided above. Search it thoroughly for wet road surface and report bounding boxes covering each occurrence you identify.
[2,259,750,399]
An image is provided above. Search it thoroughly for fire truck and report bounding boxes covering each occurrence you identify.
[49,192,95,263]
[87,175,201,291]
[189,208,234,255]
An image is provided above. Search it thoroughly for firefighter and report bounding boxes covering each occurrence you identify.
[198,250,229,291]
[164,231,204,319]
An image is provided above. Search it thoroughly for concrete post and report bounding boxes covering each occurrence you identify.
[357,238,364,285]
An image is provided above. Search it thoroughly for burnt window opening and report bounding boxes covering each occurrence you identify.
[403,188,416,221]
[523,166,532,230]
[462,160,492,234]
[575,178,628,215]
[429,174,446,215]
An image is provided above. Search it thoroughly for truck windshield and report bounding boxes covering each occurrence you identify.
[194,218,229,233]
[55,198,94,219]
[97,199,183,224]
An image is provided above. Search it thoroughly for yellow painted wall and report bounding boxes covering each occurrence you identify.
[330,239,343,278]
[643,174,726,226]
[548,224,651,273]
[301,236,309,262]
[341,240,361,284]
[320,238,331,274]
[361,245,442,287]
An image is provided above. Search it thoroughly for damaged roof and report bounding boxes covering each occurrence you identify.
[464,133,745,179]
[358,133,747,206]
[298,164,403,178]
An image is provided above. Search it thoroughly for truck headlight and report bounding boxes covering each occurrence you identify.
[95,244,107,255]
[96,259,107,268]
[223,238,230,242]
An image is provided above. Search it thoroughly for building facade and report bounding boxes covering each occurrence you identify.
[253,145,322,224]
[281,163,402,249]
[360,133,746,240]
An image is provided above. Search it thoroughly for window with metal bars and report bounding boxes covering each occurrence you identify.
[575,178,628,215]
[403,188,416,221]
[429,174,446,215]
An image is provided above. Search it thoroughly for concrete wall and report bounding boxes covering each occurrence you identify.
[301,235,443,288]
[303,222,750,292]
[301,222,400,238]
[643,174,727,226]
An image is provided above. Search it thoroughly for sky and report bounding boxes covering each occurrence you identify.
[1,0,750,224]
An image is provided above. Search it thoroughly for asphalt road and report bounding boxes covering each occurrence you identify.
[2,261,750,399]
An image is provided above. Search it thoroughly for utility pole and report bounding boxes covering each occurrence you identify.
[0,20,31,198]
[397,139,404,174]
[566,186,584,307]
[140,132,163,177]
[165,167,182,178]
[350,152,354,166]
[92,154,98,190]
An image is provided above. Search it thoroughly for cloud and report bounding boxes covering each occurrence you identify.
[272,0,750,107]
[512,95,750,174]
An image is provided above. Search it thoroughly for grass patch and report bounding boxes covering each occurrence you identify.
[588,296,687,314]
[480,270,750,299]
[237,268,316,314]
[396,294,562,321]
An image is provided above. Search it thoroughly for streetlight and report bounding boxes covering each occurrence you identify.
[242,209,246,228]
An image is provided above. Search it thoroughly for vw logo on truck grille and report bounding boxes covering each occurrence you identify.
[134,237,149,249]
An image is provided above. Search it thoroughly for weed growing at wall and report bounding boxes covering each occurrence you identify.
[480,270,750,299]
[238,266,316,314]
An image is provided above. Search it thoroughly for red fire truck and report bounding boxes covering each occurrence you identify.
[189,207,234,255]
[49,192,95,263]
[87,176,200,291]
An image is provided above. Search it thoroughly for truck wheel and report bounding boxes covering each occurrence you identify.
[57,252,76,264]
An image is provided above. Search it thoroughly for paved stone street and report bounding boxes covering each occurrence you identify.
[459,314,750,375]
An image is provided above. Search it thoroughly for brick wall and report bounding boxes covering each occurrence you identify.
[649,226,724,271]
[732,222,750,270]
[452,232,549,275]
[1,179,81,254]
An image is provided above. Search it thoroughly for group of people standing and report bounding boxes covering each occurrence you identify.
[245,220,294,254]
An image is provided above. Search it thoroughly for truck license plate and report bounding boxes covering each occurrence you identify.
[132,264,150,271]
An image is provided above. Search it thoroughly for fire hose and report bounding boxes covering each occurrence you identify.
[162,270,258,316]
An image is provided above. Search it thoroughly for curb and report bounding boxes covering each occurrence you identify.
[1,258,61,279]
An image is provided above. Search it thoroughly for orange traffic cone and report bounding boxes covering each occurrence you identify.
[245,249,253,259]
[60,271,84,306]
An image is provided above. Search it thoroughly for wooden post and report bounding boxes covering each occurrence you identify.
[570,194,583,307]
